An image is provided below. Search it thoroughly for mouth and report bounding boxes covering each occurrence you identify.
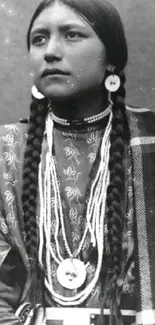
[42,68,70,77]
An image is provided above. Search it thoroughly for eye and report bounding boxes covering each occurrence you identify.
[31,35,47,46]
[65,31,84,40]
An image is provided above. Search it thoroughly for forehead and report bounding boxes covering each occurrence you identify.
[31,2,93,32]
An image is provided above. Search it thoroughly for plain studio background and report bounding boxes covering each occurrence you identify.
[0,0,155,125]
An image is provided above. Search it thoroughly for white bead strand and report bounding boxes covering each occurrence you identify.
[37,106,113,305]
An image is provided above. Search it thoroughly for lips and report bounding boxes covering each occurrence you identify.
[42,68,69,77]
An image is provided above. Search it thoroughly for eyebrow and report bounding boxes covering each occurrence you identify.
[30,23,89,36]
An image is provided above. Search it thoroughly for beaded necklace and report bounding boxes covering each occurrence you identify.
[51,103,111,126]
[38,104,113,305]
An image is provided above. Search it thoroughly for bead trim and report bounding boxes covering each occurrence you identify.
[50,102,112,126]
[38,107,113,305]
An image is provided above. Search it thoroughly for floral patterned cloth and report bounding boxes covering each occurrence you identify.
[43,122,135,311]
[0,121,135,325]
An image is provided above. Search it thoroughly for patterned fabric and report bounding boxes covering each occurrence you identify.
[43,123,135,310]
[0,106,155,325]
[0,123,28,255]
[45,124,106,304]
[126,107,155,325]
[0,123,30,325]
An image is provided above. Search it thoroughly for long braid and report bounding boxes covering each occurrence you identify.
[100,73,128,323]
[22,96,49,306]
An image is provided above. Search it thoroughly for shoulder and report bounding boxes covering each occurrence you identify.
[0,122,28,176]
[0,122,28,231]
[126,104,155,116]
[126,104,155,138]
[0,121,28,138]
[0,122,28,149]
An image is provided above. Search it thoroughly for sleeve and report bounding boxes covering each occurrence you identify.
[0,228,23,325]
[0,124,27,325]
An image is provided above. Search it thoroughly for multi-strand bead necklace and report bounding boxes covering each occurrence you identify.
[38,103,113,305]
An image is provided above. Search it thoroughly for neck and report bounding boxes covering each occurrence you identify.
[49,89,108,120]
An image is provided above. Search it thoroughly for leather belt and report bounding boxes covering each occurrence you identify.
[16,305,136,325]
[45,308,136,325]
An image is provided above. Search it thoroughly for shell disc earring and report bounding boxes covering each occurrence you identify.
[31,85,45,99]
[104,65,120,92]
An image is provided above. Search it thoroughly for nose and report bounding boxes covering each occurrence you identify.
[44,37,63,62]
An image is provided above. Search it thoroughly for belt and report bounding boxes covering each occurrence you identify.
[16,304,136,325]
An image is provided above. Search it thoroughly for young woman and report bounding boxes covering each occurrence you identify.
[0,0,155,325]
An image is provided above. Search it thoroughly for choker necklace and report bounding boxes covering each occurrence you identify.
[38,105,113,306]
[50,101,112,126]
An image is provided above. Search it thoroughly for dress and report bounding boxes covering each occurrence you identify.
[0,106,155,325]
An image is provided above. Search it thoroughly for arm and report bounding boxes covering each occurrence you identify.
[0,123,29,324]
[0,228,25,325]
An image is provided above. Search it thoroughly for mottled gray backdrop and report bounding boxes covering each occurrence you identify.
[0,0,155,124]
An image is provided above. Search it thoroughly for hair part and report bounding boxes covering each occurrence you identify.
[27,0,127,72]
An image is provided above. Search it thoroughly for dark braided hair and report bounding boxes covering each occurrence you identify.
[24,0,129,322]
[22,97,49,306]
[101,72,128,323]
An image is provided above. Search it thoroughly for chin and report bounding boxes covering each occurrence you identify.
[43,87,79,101]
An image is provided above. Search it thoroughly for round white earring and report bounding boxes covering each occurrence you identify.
[104,74,121,92]
[31,85,45,99]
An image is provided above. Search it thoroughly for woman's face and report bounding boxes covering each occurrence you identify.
[29,1,107,100]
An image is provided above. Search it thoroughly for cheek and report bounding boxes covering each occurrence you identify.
[70,42,107,82]
[73,52,107,84]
